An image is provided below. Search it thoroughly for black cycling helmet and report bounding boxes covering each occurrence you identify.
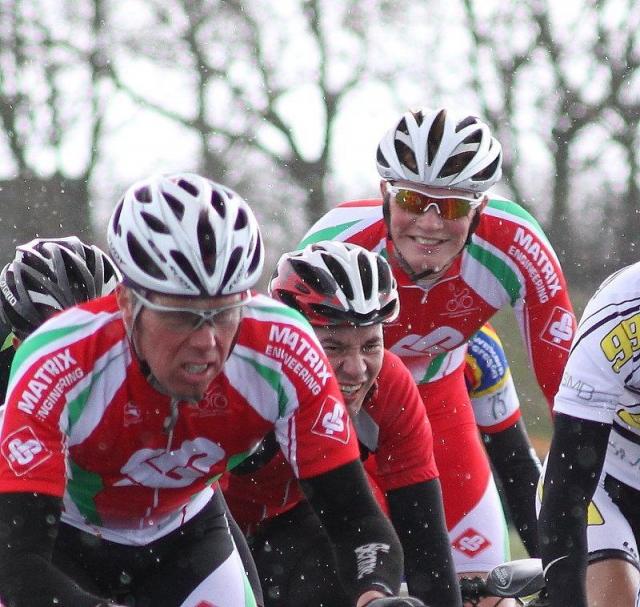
[0,236,121,339]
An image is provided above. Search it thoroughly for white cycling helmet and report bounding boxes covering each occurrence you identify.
[107,173,264,296]
[376,107,502,192]
[269,241,399,326]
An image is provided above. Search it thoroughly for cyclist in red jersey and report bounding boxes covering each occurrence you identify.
[224,241,462,607]
[300,107,575,606]
[0,174,423,607]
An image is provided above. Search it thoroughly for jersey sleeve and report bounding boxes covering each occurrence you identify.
[262,309,361,480]
[372,351,439,491]
[482,200,576,409]
[0,334,76,496]
[552,267,640,423]
[465,324,521,433]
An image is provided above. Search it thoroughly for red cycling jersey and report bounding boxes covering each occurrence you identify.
[0,293,360,545]
[224,349,438,532]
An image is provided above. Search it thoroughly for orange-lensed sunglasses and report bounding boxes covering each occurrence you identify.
[386,183,484,219]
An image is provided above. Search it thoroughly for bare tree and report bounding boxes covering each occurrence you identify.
[108,0,412,246]
[461,0,640,286]
[0,0,110,254]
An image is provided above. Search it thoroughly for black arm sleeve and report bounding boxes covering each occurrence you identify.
[0,492,114,606]
[538,413,610,607]
[482,418,542,556]
[299,459,403,601]
[387,479,462,607]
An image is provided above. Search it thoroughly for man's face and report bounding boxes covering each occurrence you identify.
[383,179,482,277]
[117,286,244,401]
[314,323,384,417]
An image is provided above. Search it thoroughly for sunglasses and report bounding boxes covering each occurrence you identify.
[386,183,484,219]
[132,289,250,333]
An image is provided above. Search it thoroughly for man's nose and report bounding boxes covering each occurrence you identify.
[188,322,218,348]
[414,205,444,228]
[340,353,367,378]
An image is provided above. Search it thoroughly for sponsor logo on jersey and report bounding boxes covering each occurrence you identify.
[355,542,391,579]
[115,438,225,488]
[561,372,595,400]
[452,528,492,557]
[443,285,480,318]
[540,306,575,351]
[124,402,142,427]
[267,325,332,395]
[1,426,52,476]
[190,389,229,417]
[16,348,85,420]
[311,396,351,444]
[509,228,563,303]
[391,328,465,358]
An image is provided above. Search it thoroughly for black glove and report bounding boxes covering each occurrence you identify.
[366,597,427,607]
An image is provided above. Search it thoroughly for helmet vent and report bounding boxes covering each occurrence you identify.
[397,117,410,135]
[141,212,170,234]
[473,153,502,181]
[211,190,226,217]
[170,250,205,293]
[177,179,199,197]
[394,140,418,173]
[322,254,354,300]
[274,290,304,315]
[427,109,447,165]
[376,146,390,168]
[111,200,124,236]
[134,186,152,203]
[357,252,373,300]
[197,209,217,275]
[162,192,185,221]
[220,247,242,292]
[290,258,336,296]
[439,152,476,178]
[376,257,391,292]
[463,130,482,144]
[456,115,478,131]
[248,236,262,274]
[412,110,425,126]
[234,208,248,230]
[127,233,167,280]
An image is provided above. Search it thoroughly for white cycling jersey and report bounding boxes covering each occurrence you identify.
[553,261,640,490]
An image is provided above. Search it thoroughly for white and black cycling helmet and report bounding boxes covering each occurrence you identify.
[107,173,264,296]
[0,236,120,340]
[269,241,399,326]
[376,107,502,192]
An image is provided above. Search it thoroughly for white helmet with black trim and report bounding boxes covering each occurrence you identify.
[107,173,264,296]
[376,107,502,192]
[269,240,399,327]
[0,236,120,340]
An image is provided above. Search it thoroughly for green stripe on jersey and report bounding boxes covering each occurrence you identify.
[235,351,289,417]
[67,459,104,526]
[10,321,92,380]
[298,220,360,249]
[466,241,522,305]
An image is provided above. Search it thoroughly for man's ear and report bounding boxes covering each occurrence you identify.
[116,285,134,329]
[379,179,388,198]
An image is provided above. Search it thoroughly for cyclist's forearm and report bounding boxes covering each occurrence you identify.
[0,492,113,606]
[538,413,609,607]
[388,479,462,607]
[483,419,541,556]
[300,460,403,601]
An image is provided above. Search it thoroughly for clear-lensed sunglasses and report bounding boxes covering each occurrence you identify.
[386,183,484,219]
[132,289,250,333]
